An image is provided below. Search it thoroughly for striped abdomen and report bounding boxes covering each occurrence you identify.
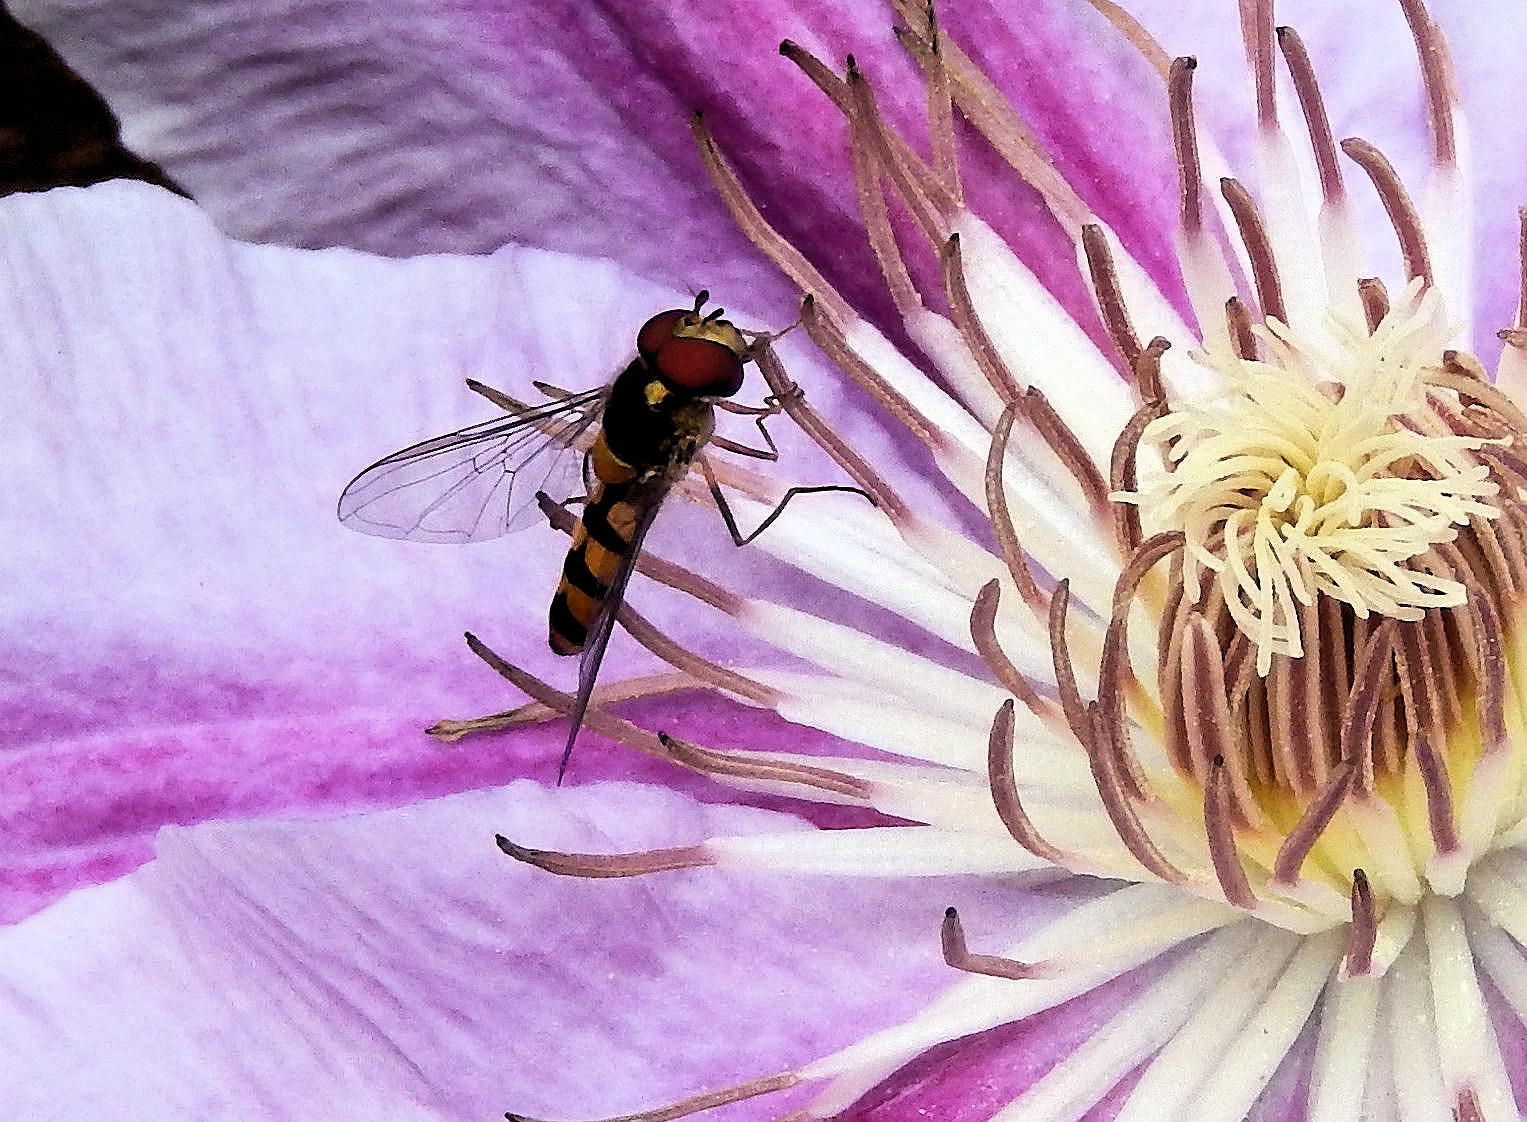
[548,432,649,656]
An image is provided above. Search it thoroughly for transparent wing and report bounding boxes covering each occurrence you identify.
[338,387,608,543]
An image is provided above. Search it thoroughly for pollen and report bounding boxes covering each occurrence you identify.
[1123,284,1502,673]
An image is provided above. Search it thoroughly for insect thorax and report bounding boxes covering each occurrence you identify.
[602,356,717,476]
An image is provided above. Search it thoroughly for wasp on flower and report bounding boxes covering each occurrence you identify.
[476,1,1527,1119]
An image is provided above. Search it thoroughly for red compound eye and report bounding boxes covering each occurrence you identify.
[654,335,745,395]
[636,309,690,360]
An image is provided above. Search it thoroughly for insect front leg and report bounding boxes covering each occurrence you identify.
[710,380,808,461]
[696,453,875,548]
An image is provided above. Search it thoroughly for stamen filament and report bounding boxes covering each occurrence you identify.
[1340,138,1433,285]
[1344,869,1377,977]
[988,700,1072,865]
[941,906,1043,979]
[504,1073,802,1122]
[494,835,713,878]
[1274,26,1343,204]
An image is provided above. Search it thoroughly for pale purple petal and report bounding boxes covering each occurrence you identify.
[1,181,883,922]
[0,780,1066,1120]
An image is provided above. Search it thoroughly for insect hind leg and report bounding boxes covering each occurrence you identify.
[696,454,875,548]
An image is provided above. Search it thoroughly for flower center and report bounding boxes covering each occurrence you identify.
[1126,286,1501,674]
[1090,286,1527,932]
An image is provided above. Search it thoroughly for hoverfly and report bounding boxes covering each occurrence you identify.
[338,293,864,778]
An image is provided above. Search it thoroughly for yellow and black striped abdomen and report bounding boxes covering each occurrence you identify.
[548,435,644,656]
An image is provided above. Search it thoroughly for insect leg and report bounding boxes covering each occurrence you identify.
[711,381,809,460]
[531,380,577,400]
[464,378,530,411]
[709,433,777,461]
[696,454,875,547]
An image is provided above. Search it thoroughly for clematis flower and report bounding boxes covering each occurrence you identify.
[464,3,1527,1120]
[10,2,1527,1122]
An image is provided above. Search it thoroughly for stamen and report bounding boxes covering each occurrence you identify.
[1158,570,1198,775]
[1397,0,1457,166]
[1358,276,1390,333]
[844,58,953,245]
[1182,615,1259,820]
[1340,620,1397,794]
[1517,207,1527,329]
[1270,760,1356,887]
[1099,535,1185,799]
[1169,57,1204,233]
[1340,137,1433,284]
[1412,727,1462,858]
[777,40,851,112]
[987,699,1071,864]
[1224,295,1258,361]
[1344,868,1376,977]
[784,35,965,228]
[1267,652,1316,795]
[618,600,780,707]
[971,579,1060,723]
[1393,619,1462,858]
[1132,336,1170,407]
[689,112,853,324]
[1112,531,1186,625]
[1220,178,1286,324]
[945,234,1111,514]
[1022,386,1113,515]
[909,2,963,205]
[1422,604,1461,732]
[1294,598,1336,783]
[654,732,875,800]
[1275,26,1343,203]
[1084,698,1188,884]
[1395,621,1445,763]
[798,296,943,449]
[1077,0,1174,78]
[1469,513,1517,606]
[1081,224,1143,369]
[1110,398,1169,556]
[1428,353,1527,433]
[1458,588,1507,755]
[1237,0,1276,127]
[1454,1089,1485,1122]
[985,404,1046,613]
[1048,580,1097,750]
[941,905,1043,979]
[888,4,1089,231]
[1204,755,1256,909]
[464,632,672,762]
[504,1073,802,1122]
[844,82,922,319]
[749,336,914,524]
[494,834,712,878]
[427,673,694,743]
[941,233,1024,403]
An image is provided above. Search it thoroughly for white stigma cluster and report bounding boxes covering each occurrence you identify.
[1127,288,1499,673]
